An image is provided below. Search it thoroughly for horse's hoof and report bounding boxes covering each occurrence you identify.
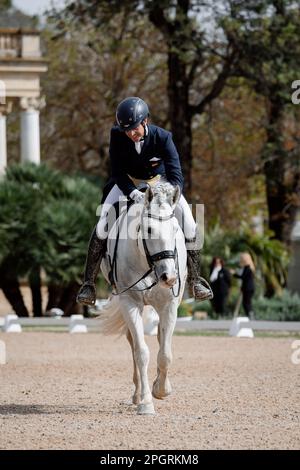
[152,388,171,399]
[137,403,155,415]
[132,394,141,405]
[152,379,172,399]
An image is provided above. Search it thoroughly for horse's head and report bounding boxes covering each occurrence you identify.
[140,183,181,288]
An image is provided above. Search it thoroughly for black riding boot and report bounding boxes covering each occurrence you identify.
[77,228,107,306]
[186,249,213,301]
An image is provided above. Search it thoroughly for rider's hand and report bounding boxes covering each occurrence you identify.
[129,189,145,204]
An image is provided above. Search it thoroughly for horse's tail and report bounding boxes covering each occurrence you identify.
[97,295,127,336]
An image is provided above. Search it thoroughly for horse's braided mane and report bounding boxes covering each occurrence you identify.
[152,182,175,206]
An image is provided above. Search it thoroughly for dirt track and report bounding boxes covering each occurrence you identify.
[0,332,299,450]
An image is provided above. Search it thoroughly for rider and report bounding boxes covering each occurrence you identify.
[77,97,213,305]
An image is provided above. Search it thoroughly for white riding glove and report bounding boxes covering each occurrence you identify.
[129,189,145,204]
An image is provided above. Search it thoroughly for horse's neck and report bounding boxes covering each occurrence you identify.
[116,206,149,277]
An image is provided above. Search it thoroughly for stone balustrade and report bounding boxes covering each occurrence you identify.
[0,28,41,58]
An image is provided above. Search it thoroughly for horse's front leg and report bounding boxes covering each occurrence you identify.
[126,329,141,405]
[121,297,154,415]
[152,300,178,399]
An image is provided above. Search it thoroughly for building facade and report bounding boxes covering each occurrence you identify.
[0,28,48,175]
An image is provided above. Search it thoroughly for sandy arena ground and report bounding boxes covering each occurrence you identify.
[0,332,299,450]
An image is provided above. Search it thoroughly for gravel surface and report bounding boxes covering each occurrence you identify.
[0,332,299,450]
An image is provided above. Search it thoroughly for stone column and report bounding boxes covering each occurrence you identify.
[20,97,45,165]
[0,102,12,176]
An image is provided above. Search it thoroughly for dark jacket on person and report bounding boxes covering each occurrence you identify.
[234,265,255,292]
[210,267,231,297]
[109,124,184,196]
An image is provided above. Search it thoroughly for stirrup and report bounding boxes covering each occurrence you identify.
[193,277,214,301]
[200,276,213,293]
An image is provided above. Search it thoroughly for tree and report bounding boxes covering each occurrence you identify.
[0,164,100,316]
[221,0,300,243]
[41,14,167,177]
[48,0,242,200]
[192,80,267,227]
[50,0,300,240]
[0,0,38,27]
[0,0,11,10]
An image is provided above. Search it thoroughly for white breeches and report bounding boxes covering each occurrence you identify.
[96,182,198,241]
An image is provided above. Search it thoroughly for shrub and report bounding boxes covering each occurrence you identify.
[177,301,193,317]
[188,289,300,321]
[192,300,214,317]
[202,223,289,297]
[252,290,300,321]
[0,163,101,314]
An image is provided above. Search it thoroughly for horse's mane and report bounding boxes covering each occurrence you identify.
[151,182,175,206]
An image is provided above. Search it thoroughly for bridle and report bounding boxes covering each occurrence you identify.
[111,209,180,296]
[141,211,177,268]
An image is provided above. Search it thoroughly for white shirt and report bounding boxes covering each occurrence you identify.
[134,124,148,154]
[130,125,149,200]
[210,266,222,282]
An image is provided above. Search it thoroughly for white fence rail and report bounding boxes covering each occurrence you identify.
[0,315,300,333]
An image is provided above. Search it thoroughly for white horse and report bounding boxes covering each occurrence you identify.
[99,182,187,415]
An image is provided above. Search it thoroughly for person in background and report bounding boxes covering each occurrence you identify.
[209,257,231,315]
[232,252,256,320]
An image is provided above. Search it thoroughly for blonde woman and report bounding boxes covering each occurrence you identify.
[233,252,255,319]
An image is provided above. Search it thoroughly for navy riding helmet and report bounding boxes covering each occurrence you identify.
[116,97,149,131]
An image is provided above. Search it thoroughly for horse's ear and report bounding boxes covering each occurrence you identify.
[172,185,181,207]
[144,186,154,207]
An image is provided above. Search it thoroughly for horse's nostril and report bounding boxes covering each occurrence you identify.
[161,273,168,282]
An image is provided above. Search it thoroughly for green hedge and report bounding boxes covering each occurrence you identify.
[252,290,300,321]
[187,289,300,321]
[201,223,289,296]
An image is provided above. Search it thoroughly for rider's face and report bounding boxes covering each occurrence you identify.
[125,120,147,142]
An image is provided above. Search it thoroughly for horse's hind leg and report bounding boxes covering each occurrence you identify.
[121,298,155,415]
[152,303,177,399]
[126,329,141,405]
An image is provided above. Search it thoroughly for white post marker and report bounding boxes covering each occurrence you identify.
[3,314,22,333]
[49,308,64,318]
[69,314,88,334]
[0,340,6,364]
[229,316,254,338]
[143,305,159,336]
